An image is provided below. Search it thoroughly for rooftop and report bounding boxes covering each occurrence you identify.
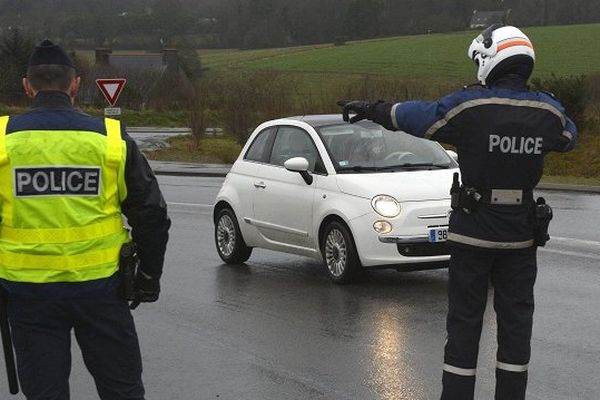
[470,10,506,28]
[288,114,345,127]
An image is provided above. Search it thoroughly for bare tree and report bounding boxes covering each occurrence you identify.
[120,67,165,111]
[0,29,33,105]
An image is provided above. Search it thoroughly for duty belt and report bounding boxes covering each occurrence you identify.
[475,189,534,206]
[451,186,533,214]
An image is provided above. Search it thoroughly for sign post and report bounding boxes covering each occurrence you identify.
[96,79,126,116]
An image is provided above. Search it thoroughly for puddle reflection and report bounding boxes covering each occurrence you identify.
[369,308,427,400]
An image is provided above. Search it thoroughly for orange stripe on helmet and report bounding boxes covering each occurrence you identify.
[497,39,533,52]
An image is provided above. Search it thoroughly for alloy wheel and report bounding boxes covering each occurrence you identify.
[325,229,347,278]
[217,214,236,257]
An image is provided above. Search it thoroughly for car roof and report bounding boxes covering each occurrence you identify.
[285,114,346,128]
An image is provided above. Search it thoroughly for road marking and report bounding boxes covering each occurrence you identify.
[542,237,600,260]
[167,201,212,208]
[551,236,600,247]
[540,248,600,261]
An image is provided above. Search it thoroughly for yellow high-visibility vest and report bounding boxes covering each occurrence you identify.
[0,116,129,283]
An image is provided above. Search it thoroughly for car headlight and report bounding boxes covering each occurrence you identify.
[371,195,401,218]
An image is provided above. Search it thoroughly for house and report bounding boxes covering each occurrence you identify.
[94,48,180,71]
[86,48,193,109]
[470,10,509,29]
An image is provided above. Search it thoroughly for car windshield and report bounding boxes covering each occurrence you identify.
[317,122,456,173]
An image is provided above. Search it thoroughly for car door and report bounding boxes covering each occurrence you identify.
[228,126,277,245]
[251,126,325,251]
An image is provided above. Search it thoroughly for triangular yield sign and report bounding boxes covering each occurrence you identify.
[96,79,127,106]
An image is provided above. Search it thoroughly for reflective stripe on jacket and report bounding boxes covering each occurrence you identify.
[0,116,129,283]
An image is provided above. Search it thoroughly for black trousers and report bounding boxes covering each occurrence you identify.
[7,291,145,400]
[441,246,537,400]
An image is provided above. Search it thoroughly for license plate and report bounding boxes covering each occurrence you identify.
[429,228,448,243]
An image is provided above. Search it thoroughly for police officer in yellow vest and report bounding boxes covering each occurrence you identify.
[0,40,170,399]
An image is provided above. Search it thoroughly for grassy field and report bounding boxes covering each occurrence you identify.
[201,24,600,81]
[194,24,600,182]
[541,175,600,186]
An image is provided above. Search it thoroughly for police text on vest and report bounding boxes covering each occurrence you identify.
[14,167,101,197]
[488,135,543,155]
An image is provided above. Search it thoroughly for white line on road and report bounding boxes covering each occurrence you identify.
[552,236,600,247]
[543,236,600,260]
[168,202,213,208]
[539,247,600,261]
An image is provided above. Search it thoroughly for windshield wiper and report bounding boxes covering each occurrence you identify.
[337,165,382,173]
[337,163,451,173]
[381,163,451,170]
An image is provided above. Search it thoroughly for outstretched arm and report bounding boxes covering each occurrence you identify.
[339,92,468,146]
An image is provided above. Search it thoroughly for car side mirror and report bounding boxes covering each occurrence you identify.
[446,150,458,162]
[284,157,313,185]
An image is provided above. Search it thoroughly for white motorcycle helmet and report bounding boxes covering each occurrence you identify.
[468,24,535,85]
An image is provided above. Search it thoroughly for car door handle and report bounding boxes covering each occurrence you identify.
[254,181,267,189]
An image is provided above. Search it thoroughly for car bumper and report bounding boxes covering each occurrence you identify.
[379,234,430,244]
[348,207,451,269]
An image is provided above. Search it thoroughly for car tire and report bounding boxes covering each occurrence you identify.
[321,221,362,283]
[215,207,252,264]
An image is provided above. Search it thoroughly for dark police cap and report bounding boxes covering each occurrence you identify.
[28,39,75,68]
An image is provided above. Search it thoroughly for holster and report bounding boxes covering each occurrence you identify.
[450,173,481,214]
[119,243,139,302]
[533,197,553,247]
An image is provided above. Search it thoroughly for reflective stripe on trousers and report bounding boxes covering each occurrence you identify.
[497,361,529,373]
[442,361,528,376]
[443,364,476,377]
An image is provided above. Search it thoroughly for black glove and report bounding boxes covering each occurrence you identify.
[337,100,380,123]
[129,271,160,310]
[556,134,572,151]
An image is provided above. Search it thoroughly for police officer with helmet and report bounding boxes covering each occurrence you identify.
[0,40,170,399]
[340,25,577,399]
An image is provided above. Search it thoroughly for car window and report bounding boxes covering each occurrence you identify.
[318,122,457,171]
[269,126,326,174]
[244,127,276,162]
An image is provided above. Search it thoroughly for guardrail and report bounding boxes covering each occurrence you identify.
[127,127,224,136]
[127,127,193,134]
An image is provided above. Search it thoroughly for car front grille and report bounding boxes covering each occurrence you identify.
[397,242,450,257]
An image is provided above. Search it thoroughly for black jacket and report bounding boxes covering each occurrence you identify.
[372,76,578,250]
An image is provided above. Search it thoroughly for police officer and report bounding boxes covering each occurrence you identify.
[340,25,577,400]
[0,40,170,399]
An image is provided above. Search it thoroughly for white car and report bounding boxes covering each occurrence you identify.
[213,115,458,283]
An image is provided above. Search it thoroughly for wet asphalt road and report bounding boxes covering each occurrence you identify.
[1,176,599,400]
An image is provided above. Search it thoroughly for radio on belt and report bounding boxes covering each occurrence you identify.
[14,167,101,197]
